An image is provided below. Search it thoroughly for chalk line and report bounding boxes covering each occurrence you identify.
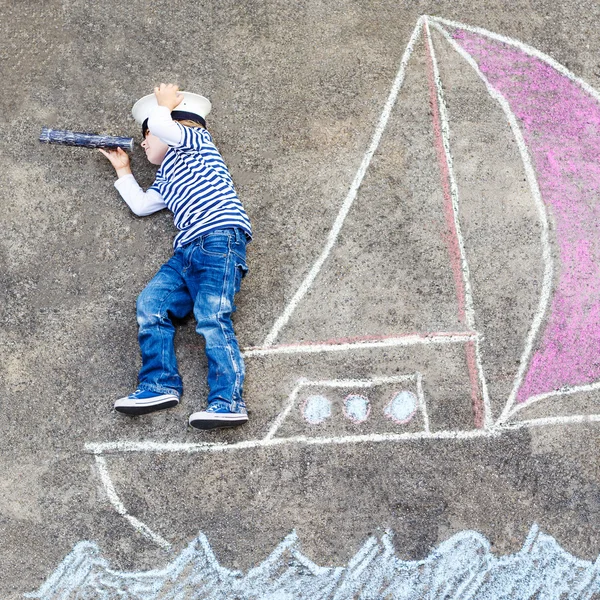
[244,331,478,357]
[424,17,491,429]
[87,401,600,456]
[298,374,417,388]
[85,406,600,459]
[424,19,469,325]
[503,380,600,422]
[501,413,600,430]
[264,381,303,441]
[416,372,430,433]
[429,19,554,426]
[94,455,172,551]
[262,17,425,347]
[429,16,600,107]
[86,429,500,457]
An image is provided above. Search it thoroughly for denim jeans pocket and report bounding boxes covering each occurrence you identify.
[200,232,230,257]
[235,261,249,292]
[229,231,248,264]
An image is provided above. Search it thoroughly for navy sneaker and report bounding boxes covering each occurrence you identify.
[114,389,179,416]
[188,400,248,430]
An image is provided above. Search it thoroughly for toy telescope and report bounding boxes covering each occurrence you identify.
[39,127,134,151]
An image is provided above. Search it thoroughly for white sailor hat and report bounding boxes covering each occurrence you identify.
[132,91,212,133]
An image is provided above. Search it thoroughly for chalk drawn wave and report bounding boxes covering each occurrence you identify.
[26,524,600,599]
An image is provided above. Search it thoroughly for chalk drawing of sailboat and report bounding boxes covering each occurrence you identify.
[86,16,600,548]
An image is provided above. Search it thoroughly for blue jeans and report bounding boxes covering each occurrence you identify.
[136,229,248,410]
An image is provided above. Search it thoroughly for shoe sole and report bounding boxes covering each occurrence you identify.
[188,413,248,430]
[114,397,179,416]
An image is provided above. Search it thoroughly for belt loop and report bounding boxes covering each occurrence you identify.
[235,228,242,242]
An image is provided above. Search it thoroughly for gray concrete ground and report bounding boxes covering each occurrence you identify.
[2,0,600,597]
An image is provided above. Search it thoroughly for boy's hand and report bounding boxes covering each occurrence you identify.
[154,83,184,112]
[98,147,132,178]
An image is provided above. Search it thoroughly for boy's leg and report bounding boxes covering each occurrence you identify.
[185,230,249,429]
[115,252,193,415]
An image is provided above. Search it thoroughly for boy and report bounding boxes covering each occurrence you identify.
[99,83,252,430]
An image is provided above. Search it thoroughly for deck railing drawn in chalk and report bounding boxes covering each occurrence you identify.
[85,15,600,547]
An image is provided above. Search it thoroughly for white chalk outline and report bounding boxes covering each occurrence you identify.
[87,409,600,549]
[262,17,425,347]
[243,331,479,357]
[424,17,492,429]
[86,416,600,458]
[87,429,495,457]
[416,372,429,433]
[502,380,600,422]
[84,17,600,549]
[88,373,429,547]
[94,455,172,550]
[501,413,600,430]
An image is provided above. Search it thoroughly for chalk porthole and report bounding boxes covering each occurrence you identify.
[384,390,417,424]
[303,395,332,424]
[343,394,370,423]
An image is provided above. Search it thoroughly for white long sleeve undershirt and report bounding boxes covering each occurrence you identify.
[147,105,185,147]
[113,106,184,216]
[114,173,166,216]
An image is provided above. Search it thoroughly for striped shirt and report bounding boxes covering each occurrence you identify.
[114,106,252,248]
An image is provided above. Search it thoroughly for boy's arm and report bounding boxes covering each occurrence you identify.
[99,148,166,216]
[147,105,185,147]
[114,174,167,216]
[148,83,207,148]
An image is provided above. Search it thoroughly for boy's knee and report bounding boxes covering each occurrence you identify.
[196,309,236,342]
[195,293,230,320]
[136,291,163,326]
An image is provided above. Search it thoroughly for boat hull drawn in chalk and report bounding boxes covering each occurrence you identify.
[86,15,600,548]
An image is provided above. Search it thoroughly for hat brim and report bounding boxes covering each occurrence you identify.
[132,92,212,125]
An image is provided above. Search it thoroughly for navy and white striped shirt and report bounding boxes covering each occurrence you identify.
[114,106,252,249]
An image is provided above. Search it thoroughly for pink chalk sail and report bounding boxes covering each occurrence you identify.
[451,29,600,402]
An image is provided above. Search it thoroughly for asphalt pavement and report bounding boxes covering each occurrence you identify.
[1,1,600,597]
